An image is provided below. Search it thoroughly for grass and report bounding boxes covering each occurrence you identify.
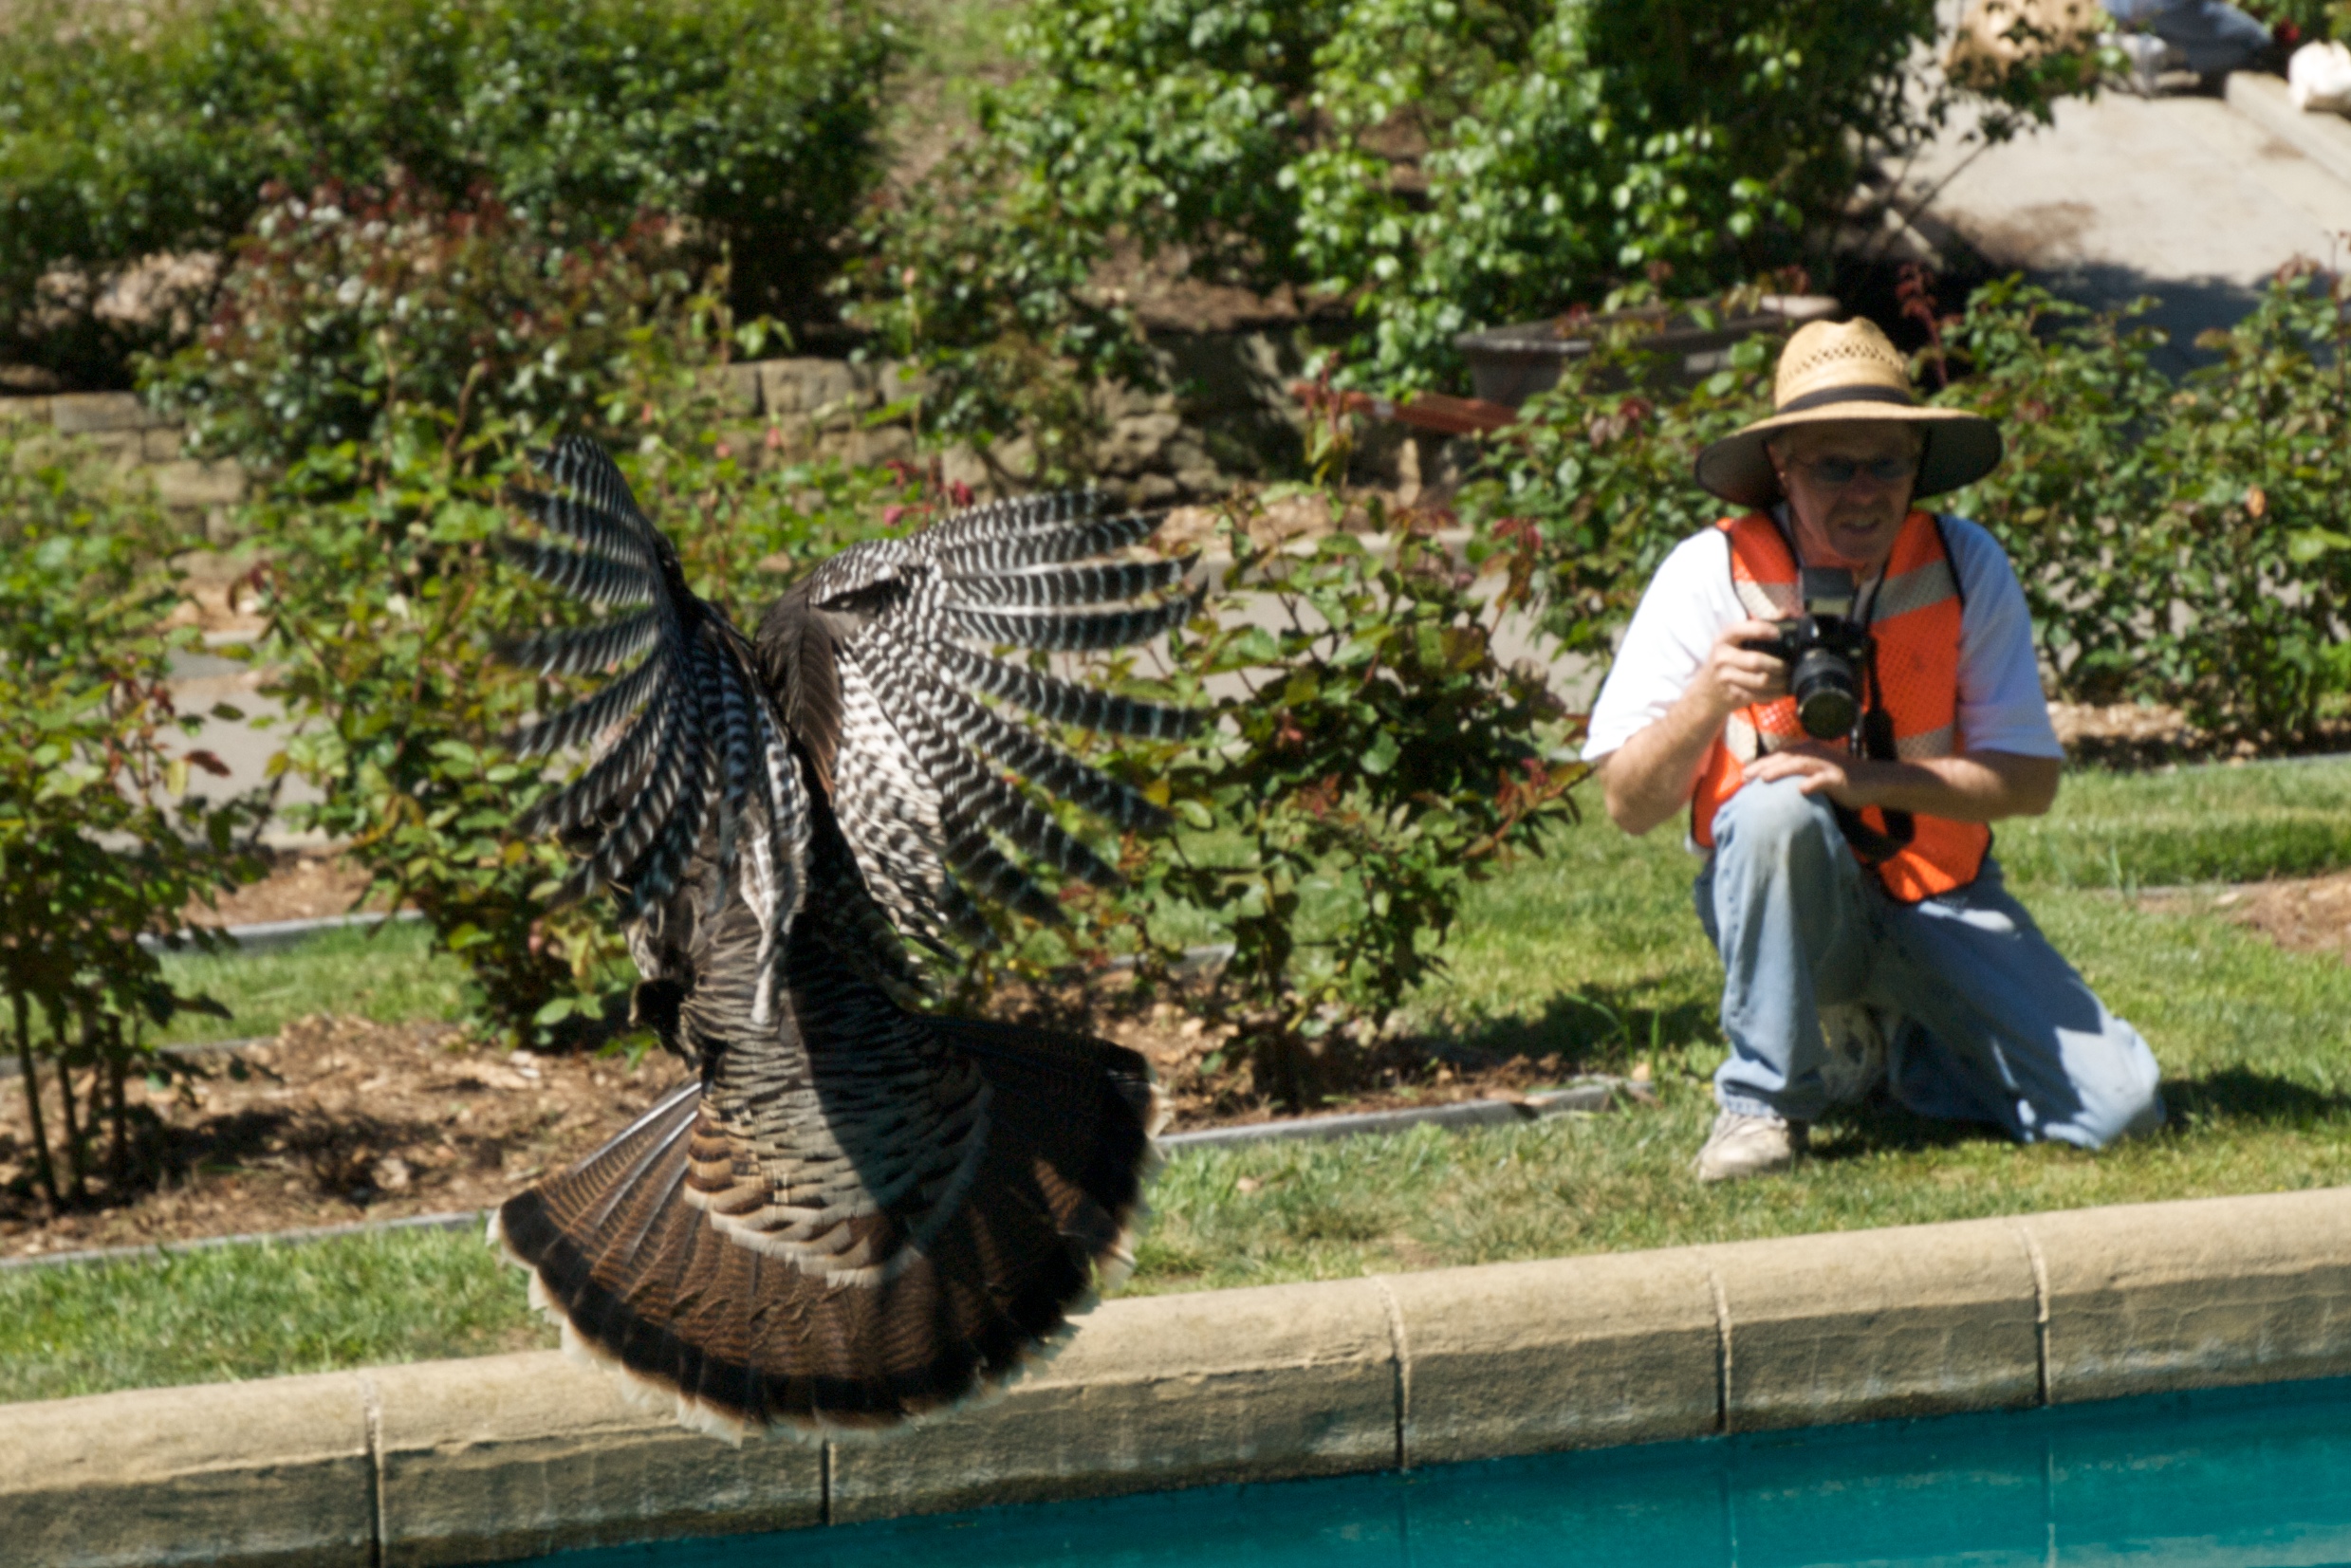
[12,758,2351,1401]
[0,1227,550,1405]
[154,918,472,1047]
[1993,756,2351,890]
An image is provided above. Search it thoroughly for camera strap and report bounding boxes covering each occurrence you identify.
[1830,638,1916,866]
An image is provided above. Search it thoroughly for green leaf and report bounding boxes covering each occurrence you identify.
[2288,528,2350,564]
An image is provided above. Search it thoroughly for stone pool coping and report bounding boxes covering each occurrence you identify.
[9,1185,2351,1567]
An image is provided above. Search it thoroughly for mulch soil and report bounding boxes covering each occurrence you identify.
[0,1016,676,1262]
[2046,701,2351,769]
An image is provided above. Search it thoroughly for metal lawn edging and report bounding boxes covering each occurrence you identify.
[9,1185,2351,1566]
[137,908,425,956]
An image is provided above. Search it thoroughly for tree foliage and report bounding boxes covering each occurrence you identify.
[853,0,2096,430]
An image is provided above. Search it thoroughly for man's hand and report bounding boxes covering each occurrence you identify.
[1744,741,1872,807]
[1693,618,1791,720]
[1598,618,1789,837]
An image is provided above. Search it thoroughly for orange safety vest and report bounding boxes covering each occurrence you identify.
[1690,510,1991,903]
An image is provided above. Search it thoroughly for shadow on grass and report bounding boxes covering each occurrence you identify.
[1803,1066,2351,1163]
[2161,1068,2351,1132]
[1424,986,1718,1070]
[1807,1100,2002,1160]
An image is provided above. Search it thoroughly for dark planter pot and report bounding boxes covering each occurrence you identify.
[1455,294,1840,408]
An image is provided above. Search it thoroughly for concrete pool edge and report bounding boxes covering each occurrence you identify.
[9,1185,2351,1567]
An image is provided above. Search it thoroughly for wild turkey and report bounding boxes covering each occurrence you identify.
[484,436,1202,1437]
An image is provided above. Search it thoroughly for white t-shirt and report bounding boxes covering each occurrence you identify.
[1582,514,2062,769]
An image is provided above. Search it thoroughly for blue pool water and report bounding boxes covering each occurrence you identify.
[534,1377,2351,1567]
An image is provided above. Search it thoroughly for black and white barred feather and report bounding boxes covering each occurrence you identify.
[495,439,807,952]
[766,487,1204,955]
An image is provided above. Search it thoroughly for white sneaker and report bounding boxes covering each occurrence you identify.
[1694,1110,1808,1183]
[2105,30,2173,96]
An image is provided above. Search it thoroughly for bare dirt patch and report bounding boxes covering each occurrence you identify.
[0,1015,688,1260]
[2049,700,2351,769]
[992,972,1628,1132]
[191,847,385,928]
[2148,870,2351,968]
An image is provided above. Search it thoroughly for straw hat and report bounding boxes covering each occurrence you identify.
[1694,318,2002,507]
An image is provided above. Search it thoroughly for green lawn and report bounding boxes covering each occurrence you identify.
[155,918,472,1047]
[12,758,2351,1404]
[0,1227,547,1405]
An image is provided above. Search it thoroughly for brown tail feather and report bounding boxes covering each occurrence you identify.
[492,1030,1158,1437]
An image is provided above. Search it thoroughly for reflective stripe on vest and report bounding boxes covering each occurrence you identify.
[1690,510,1991,903]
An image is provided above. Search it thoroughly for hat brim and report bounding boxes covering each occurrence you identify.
[1694,403,2003,509]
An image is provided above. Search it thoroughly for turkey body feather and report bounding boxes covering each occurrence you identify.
[487,438,1198,1436]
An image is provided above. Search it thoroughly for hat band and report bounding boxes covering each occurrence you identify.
[1773,384,1917,416]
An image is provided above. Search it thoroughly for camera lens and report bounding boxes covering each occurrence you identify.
[1790,646,1860,739]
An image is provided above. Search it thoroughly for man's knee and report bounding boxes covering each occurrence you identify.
[1715,777,1842,869]
[2063,1028,2166,1149]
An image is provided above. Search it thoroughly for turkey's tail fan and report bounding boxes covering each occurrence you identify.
[491,1003,1161,1437]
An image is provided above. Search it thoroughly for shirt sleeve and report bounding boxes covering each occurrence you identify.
[1942,515,2064,760]
[1583,530,1743,763]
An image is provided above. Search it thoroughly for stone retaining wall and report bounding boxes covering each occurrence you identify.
[0,332,1452,533]
[8,1186,2351,1567]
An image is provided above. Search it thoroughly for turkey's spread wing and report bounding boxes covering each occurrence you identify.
[497,436,812,1019]
[761,491,1206,956]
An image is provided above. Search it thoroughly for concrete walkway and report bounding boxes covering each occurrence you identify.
[1906,80,2351,369]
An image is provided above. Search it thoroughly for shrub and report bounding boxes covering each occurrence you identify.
[2240,0,2343,45]
[1459,269,2351,744]
[0,438,266,1211]
[143,176,709,468]
[1940,269,2351,740]
[1029,502,1584,1108]
[0,0,897,383]
[260,413,1583,1072]
[1453,309,1780,654]
[854,0,2094,422]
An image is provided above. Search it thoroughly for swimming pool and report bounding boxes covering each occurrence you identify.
[510,1375,2351,1567]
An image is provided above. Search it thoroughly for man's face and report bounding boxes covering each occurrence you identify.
[1768,421,1922,577]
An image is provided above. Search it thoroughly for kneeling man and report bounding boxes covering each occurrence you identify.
[1584,318,2164,1181]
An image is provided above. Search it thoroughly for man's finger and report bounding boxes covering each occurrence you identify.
[1745,753,1814,782]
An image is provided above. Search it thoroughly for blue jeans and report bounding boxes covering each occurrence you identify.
[2107,0,2271,75]
[1695,778,2165,1148]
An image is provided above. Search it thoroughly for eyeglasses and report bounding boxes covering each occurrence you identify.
[1789,454,1918,489]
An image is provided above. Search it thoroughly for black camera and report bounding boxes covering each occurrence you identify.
[1741,566,1871,740]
